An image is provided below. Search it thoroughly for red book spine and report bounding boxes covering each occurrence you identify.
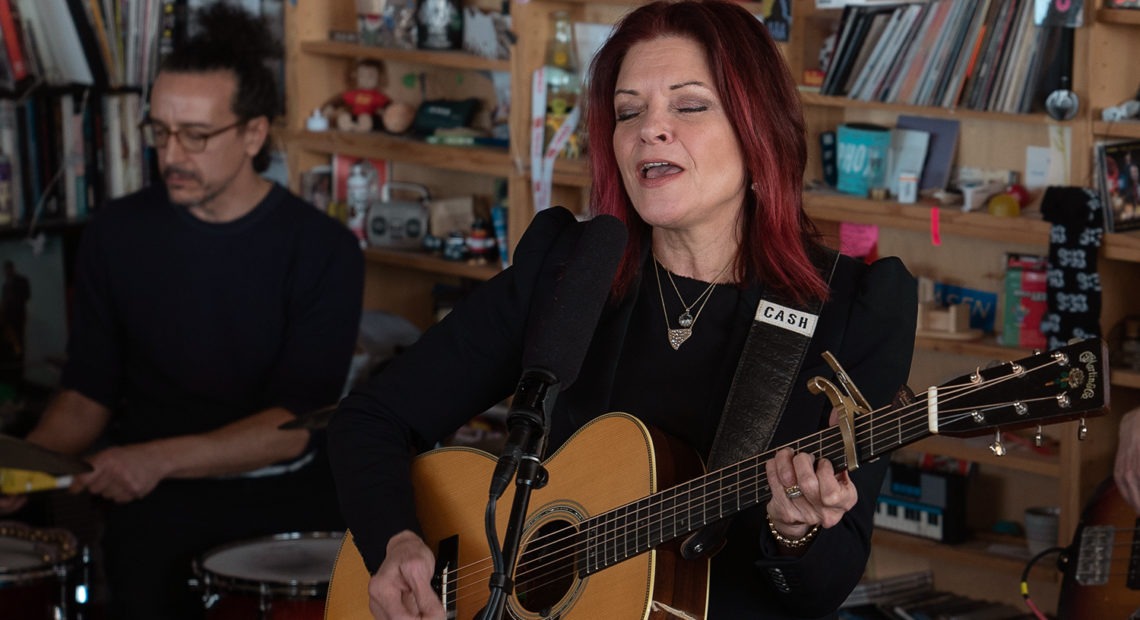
[0,0,26,80]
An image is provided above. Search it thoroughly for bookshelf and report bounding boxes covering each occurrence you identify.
[283,0,514,329]
[281,0,1140,613]
[784,1,1140,613]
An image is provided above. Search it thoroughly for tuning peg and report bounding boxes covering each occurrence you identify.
[990,430,1006,456]
[1034,425,1044,447]
[1078,418,1088,441]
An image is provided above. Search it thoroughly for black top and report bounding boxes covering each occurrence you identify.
[62,183,364,446]
[329,206,917,618]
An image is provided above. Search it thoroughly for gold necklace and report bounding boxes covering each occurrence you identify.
[652,258,731,350]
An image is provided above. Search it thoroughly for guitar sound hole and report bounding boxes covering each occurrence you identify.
[515,519,578,615]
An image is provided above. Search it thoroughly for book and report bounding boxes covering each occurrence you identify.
[1096,139,1140,232]
[836,122,891,197]
[1000,253,1048,349]
[895,115,960,192]
[0,0,26,81]
[885,128,930,199]
[16,0,94,85]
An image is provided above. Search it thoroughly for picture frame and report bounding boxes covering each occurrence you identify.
[1096,140,1140,233]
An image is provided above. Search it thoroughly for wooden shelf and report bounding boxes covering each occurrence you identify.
[805,193,1140,261]
[914,336,1033,362]
[1104,231,1140,263]
[802,192,1051,246]
[1092,119,1140,139]
[1112,367,1140,389]
[900,435,1061,478]
[873,529,1060,582]
[300,40,511,73]
[798,91,1072,126]
[552,158,591,188]
[363,247,500,281]
[1097,7,1140,25]
[289,130,513,178]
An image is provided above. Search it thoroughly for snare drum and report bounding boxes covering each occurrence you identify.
[0,522,81,620]
[193,531,343,619]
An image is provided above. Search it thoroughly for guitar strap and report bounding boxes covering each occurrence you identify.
[681,247,839,560]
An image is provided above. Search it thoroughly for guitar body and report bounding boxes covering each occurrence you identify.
[326,413,709,619]
[1058,477,1140,619]
[325,340,1110,619]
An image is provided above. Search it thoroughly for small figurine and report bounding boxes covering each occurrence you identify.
[321,59,418,134]
[323,60,391,132]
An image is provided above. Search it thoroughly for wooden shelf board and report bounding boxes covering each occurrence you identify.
[1112,367,1140,389]
[803,192,1050,246]
[798,91,1068,126]
[290,130,512,177]
[899,435,1061,478]
[1092,119,1140,140]
[1104,231,1140,263]
[552,158,591,187]
[363,247,500,281]
[914,336,1033,361]
[873,529,1060,582]
[300,40,510,72]
[1097,7,1140,25]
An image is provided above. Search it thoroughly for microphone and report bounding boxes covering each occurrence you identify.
[488,214,628,498]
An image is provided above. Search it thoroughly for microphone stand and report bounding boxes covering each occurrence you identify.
[483,370,557,620]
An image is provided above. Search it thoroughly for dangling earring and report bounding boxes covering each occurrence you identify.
[750,181,759,193]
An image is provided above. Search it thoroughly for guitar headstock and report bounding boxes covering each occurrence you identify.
[931,339,1110,438]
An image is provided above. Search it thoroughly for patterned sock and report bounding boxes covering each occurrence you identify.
[1039,187,1104,350]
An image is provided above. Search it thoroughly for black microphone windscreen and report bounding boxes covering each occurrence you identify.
[523,215,627,389]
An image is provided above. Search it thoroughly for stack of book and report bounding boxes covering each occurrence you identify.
[819,0,1069,114]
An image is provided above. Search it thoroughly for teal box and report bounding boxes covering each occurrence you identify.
[836,123,891,197]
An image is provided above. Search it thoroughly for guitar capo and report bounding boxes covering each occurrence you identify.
[807,351,871,472]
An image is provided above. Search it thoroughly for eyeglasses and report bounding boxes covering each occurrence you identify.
[139,119,246,153]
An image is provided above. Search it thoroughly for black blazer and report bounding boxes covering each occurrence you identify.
[329,206,918,618]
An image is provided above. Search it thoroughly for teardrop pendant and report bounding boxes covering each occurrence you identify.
[668,328,692,350]
[678,311,694,328]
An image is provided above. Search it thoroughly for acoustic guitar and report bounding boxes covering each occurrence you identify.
[326,339,1109,620]
[1058,477,1140,619]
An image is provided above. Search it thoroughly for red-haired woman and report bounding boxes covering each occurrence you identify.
[329,2,916,618]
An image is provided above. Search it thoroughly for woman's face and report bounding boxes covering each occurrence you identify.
[612,36,746,236]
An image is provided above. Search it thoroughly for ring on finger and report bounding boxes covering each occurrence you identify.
[784,484,803,499]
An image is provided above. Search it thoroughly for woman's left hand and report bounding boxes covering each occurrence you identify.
[764,447,857,540]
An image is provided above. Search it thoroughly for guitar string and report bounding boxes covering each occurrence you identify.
[446,383,1055,608]
[438,358,1077,608]
[453,372,1040,593]
[441,364,1063,607]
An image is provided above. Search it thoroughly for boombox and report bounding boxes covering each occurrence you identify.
[367,182,430,249]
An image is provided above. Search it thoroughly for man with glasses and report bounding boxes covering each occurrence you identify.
[0,5,362,618]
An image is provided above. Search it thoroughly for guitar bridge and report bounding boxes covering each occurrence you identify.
[432,535,459,619]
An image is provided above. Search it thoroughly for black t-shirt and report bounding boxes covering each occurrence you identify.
[61,183,364,445]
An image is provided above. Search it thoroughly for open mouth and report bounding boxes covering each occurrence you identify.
[641,161,683,179]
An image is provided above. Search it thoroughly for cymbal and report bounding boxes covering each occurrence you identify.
[278,404,338,431]
[0,434,92,475]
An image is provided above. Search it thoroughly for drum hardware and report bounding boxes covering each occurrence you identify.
[191,531,344,619]
[0,522,84,619]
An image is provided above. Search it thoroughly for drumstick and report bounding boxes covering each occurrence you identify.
[0,468,73,494]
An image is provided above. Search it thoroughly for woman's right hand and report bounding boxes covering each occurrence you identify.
[369,530,447,620]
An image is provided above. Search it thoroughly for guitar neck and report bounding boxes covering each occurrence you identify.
[578,412,903,576]
[578,343,1108,577]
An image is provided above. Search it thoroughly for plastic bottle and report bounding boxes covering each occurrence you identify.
[543,11,581,159]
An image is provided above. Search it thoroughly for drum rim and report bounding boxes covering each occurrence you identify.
[0,525,80,584]
[193,530,343,598]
